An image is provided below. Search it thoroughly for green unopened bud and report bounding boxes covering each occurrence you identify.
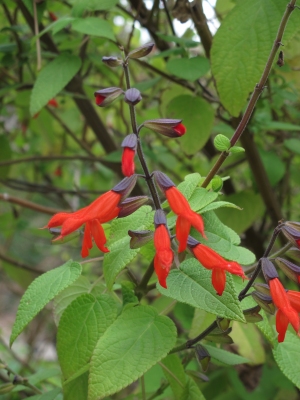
[127,43,154,59]
[141,119,186,137]
[128,230,154,249]
[195,345,210,372]
[243,305,263,323]
[102,56,123,67]
[253,283,270,296]
[252,291,275,314]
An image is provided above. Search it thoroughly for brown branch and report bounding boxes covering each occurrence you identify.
[0,155,97,167]
[0,193,65,215]
[190,0,213,58]
[0,250,42,274]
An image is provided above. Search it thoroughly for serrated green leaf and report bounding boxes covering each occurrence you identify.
[71,17,115,40]
[200,201,242,214]
[166,95,215,155]
[214,134,230,151]
[57,294,118,379]
[88,305,177,400]
[157,259,245,322]
[216,191,265,234]
[211,0,300,116]
[30,54,81,115]
[166,57,210,81]
[203,344,249,365]
[189,188,218,212]
[53,276,91,325]
[177,173,202,200]
[121,282,139,306]
[211,176,223,192]
[256,310,276,344]
[63,372,88,400]
[103,206,154,289]
[273,331,300,389]
[189,309,216,339]
[10,260,82,346]
[230,146,245,154]
[180,376,206,400]
[161,354,186,400]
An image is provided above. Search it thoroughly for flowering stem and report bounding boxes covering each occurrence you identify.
[201,0,297,188]
[238,223,284,301]
[122,61,162,210]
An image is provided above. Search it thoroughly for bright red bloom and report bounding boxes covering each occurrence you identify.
[269,278,300,342]
[46,190,121,257]
[173,123,186,136]
[122,148,135,177]
[48,98,58,108]
[154,224,174,288]
[95,94,105,106]
[191,243,247,296]
[287,290,300,312]
[165,186,205,252]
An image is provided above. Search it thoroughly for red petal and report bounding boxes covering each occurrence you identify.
[154,224,171,252]
[47,212,73,228]
[192,244,227,270]
[48,98,58,107]
[276,309,289,343]
[185,211,205,238]
[81,191,121,222]
[90,220,109,253]
[287,290,300,312]
[81,222,93,258]
[270,278,291,310]
[211,268,226,296]
[176,216,191,252]
[154,254,169,289]
[95,94,105,105]
[165,187,191,215]
[173,123,186,136]
[61,217,85,236]
[121,148,135,177]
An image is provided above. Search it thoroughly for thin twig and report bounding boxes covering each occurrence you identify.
[33,0,42,70]
[0,193,65,215]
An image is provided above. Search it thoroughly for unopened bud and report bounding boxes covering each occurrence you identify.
[102,56,123,67]
[141,119,186,138]
[118,196,150,218]
[206,332,233,344]
[217,318,230,332]
[0,383,14,394]
[128,230,154,249]
[94,87,123,107]
[243,305,263,323]
[252,291,275,314]
[127,43,155,59]
[195,345,210,372]
[121,133,137,150]
[253,283,270,296]
[112,175,137,200]
[186,235,200,248]
[275,257,300,284]
[124,88,142,106]
[285,247,300,262]
[261,258,278,283]
[153,171,175,192]
[281,222,300,248]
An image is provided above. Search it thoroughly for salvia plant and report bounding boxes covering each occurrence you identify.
[1,0,300,399]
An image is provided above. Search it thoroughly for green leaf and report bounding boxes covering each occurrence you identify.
[30,54,81,116]
[230,146,245,154]
[25,388,62,400]
[156,32,199,48]
[177,173,202,200]
[166,57,210,81]
[284,138,300,155]
[256,310,276,345]
[103,206,154,289]
[57,294,118,379]
[203,344,249,365]
[200,201,242,214]
[231,321,266,365]
[214,134,231,151]
[0,135,12,179]
[273,331,300,389]
[71,18,115,40]
[38,17,76,37]
[193,211,256,265]
[88,305,177,400]
[259,149,285,187]
[180,377,206,400]
[63,372,88,400]
[161,354,186,400]
[215,191,265,234]
[70,0,119,11]
[189,309,216,339]
[157,258,245,322]
[166,95,215,155]
[53,276,92,325]
[188,188,218,213]
[263,121,300,131]
[10,260,81,346]
[211,0,300,116]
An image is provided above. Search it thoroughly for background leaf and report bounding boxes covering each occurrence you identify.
[203,344,249,365]
[30,54,81,115]
[166,57,210,81]
[10,260,82,345]
[71,17,115,40]
[88,305,177,400]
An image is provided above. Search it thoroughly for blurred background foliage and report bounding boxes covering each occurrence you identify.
[1,0,300,398]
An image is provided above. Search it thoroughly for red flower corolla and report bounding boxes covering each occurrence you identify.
[48,98,58,107]
[269,278,300,342]
[190,242,247,296]
[49,12,58,21]
[95,94,105,106]
[122,148,135,177]
[173,123,186,136]
[287,290,300,312]
[47,190,121,257]
[154,224,174,288]
[165,186,205,252]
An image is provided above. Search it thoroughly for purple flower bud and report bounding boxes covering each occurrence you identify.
[153,171,175,192]
[127,43,155,59]
[275,257,300,284]
[118,196,150,218]
[251,291,275,314]
[261,258,278,283]
[187,235,200,248]
[154,209,167,227]
[112,175,137,200]
[281,222,300,248]
[121,133,137,150]
[124,88,142,105]
[102,56,123,67]
[128,229,154,249]
[94,87,123,107]
[141,119,186,138]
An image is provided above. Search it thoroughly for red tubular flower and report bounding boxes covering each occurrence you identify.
[153,210,174,288]
[95,94,105,106]
[173,123,186,136]
[48,98,58,108]
[269,278,300,342]
[189,240,247,296]
[121,134,137,177]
